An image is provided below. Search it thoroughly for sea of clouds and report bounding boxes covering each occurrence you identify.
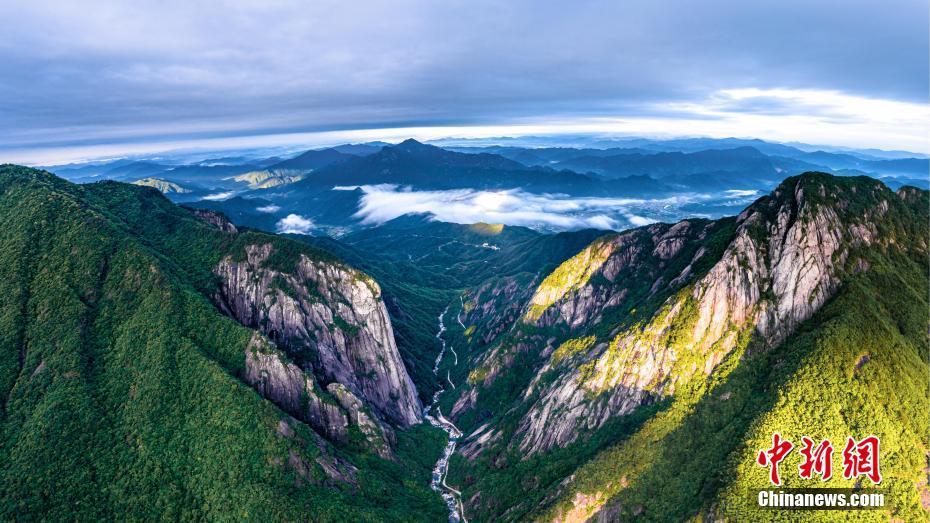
[334,185,760,231]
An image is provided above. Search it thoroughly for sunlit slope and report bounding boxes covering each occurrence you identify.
[443,173,929,522]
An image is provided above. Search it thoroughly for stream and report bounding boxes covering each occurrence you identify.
[424,306,467,523]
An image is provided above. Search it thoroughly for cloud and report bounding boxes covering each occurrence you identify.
[625,214,657,227]
[256,204,280,213]
[276,214,315,234]
[202,191,234,200]
[723,189,759,198]
[350,185,695,231]
[0,0,926,163]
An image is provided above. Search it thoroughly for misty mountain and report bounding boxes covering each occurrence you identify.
[288,139,595,192]
[265,147,354,171]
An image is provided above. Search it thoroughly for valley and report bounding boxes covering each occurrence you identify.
[6,2,926,521]
[43,137,929,238]
[2,141,928,522]
[425,308,467,522]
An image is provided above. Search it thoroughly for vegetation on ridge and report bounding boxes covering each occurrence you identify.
[0,166,446,521]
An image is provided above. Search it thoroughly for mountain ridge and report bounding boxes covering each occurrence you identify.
[0,165,444,521]
[438,172,929,521]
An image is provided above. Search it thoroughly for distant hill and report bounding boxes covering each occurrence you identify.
[131,177,191,193]
[232,170,305,189]
[286,139,596,193]
[265,147,352,171]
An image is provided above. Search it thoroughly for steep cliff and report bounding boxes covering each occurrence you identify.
[444,173,930,522]
[214,242,422,429]
[0,166,445,521]
[515,173,888,454]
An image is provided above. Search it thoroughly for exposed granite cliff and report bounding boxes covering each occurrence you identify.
[515,175,886,454]
[190,208,238,233]
[454,174,909,458]
[243,333,350,443]
[213,242,421,454]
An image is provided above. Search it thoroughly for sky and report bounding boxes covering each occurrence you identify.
[0,0,927,164]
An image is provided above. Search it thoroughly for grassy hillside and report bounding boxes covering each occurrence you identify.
[0,166,445,521]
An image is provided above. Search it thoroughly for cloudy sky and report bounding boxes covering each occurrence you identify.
[1,0,927,164]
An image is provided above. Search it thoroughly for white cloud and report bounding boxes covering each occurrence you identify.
[723,189,759,198]
[256,204,280,213]
[8,86,929,165]
[276,214,315,234]
[202,191,235,200]
[350,185,694,231]
[625,214,657,227]
[657,88,930,154]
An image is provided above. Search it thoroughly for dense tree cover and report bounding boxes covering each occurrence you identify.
[301,217,604,402]
[533,246,928,522]
[0,166,445,521]
[3,165,924,522]
[446,173,929,522]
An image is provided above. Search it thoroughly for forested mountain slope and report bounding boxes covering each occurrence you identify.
[441,173,929,522]
[0,166,444,521]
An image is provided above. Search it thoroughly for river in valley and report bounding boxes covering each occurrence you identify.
[424,307,467,522]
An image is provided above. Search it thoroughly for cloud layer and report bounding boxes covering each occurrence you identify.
[350,185,710,230]
[0,0,926,163]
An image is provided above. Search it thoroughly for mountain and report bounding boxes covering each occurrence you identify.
[445,145,653,166]
[232,170,305,189]
[131,177,192,194]
[550,146,781,180]
[224,149,355,193]
[796,150,929,176]
[448,139,929,188]
[83,160,174,180]
[434,172,928,521]
[46,158,282,196]
[0,165,445,521]
[288,139,595,192]
[265,148,353,172]
[331,142,391,156]
[195,140,685,234]
[4,161,927,521]
[299,214,607,401]
[456,145,826,190]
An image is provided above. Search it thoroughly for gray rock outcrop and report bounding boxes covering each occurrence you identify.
[215,243,422,429]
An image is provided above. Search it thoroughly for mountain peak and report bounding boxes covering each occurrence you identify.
[393,138,435,152]
[754,171,888,212]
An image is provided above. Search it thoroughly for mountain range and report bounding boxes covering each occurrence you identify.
[3,138,928,522]
[43,137,929,237]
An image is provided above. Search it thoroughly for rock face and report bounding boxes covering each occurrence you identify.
[243,334,350,443]
[191,208,238,233]
[516,221,729,454]
[459,174,900,456]
[215,243,422,434]
[524,219,720,330]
